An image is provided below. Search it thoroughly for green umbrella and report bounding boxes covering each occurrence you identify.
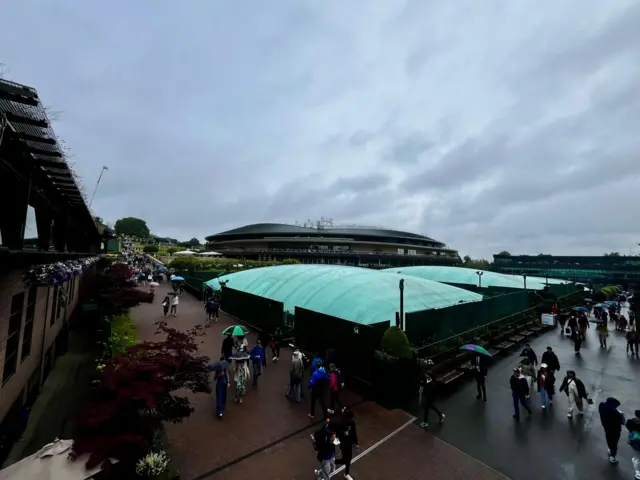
[222,325,249,336]
[460,344,490,356]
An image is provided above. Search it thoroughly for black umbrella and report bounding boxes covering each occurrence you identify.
[207,360,229,371]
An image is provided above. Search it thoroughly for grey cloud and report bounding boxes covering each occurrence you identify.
[384,134,435,166]
[2,1,638,258]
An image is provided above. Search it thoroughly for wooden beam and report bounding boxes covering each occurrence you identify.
[2,111,48,128]
[0,81,38,100]
[16,132,56,145]
[0,90,39,107]
[34,158,67,169]
[27,146,61,158]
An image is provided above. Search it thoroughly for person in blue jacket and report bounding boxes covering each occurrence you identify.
[308,361,330,419]
[311,354,323,375]
[249,340,265,387]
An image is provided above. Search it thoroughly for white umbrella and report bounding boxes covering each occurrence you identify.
[149,282,160,286]
[0,439,117,480]
[174,250,196,256]
[200,251,221,256]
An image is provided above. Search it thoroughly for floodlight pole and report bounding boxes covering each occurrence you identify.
[399,279,405,330]
[476,271,484,288]
[89,166,108,208]
[523,274,528,291]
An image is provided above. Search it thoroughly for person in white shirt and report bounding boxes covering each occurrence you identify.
[170,294,179,317]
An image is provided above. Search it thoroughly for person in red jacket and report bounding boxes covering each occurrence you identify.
[328,364,345,414]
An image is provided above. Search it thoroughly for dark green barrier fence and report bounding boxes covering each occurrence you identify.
[221,286,284,333]
[293,307,389,384]
[405,290,531,345]
[175,270,226,299]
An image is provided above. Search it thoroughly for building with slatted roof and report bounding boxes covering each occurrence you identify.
[0,78,102,464]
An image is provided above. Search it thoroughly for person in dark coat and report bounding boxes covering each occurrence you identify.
[520,344,538,366]
[335,410,359,480]
[472,354,488,401]
[541,346,561,375]
[419,371,445,428]
[598,397,625,464]
[221,333,234,361]
[510,367,532,420]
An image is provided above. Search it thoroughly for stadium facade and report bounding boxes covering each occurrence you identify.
[205,219,459,268]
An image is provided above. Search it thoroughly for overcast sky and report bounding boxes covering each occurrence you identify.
[2,1,639,258]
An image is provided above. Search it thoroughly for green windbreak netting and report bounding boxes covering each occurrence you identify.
[205,265,483,325]
[383,266,547,291]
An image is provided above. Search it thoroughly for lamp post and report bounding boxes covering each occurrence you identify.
[399,279,405,330]
[523,274,528,291]
[476,270,484,289]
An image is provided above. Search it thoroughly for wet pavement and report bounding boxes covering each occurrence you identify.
[131,284,508,479]
[408,309,640,480]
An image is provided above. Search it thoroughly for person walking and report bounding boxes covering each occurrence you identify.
[170,293,179,317]
[233,358,250,404]
[625,409,640,480]
[520,344,539,366]
[560,370,589,418]
[328,364,345,414]
[541,346,561,375]
[161,294,171,317]
[597,321,609,348]
[537,364,552,409]
[287,350,304,403]
[571,328,584,355]
[270,327,282,362]
[627,328,640,357]
[510,367,532,420]
[419,370,445,428]
[309,361,330,419]
[249,341,265,388]
[598,397,625,464]
[473,353,488,401]
[221,333,234,362]
[519,358,536,393]
[312,420,337,479]
[335,411,359,480]
[204,298,217,324]
[214,359,230,418]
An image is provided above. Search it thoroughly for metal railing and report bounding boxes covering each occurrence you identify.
[415,291,585,359]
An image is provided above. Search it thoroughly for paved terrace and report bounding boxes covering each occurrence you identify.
[405,306,640,480]
[131,284,508,480]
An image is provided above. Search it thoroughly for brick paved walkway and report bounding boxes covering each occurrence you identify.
[131,284,510,480]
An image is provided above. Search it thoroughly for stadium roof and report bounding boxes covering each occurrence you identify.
[382,266,548,291]
[206,223,443,244]
[505,274,569,285]
[0,78,96,233]
[205,264,482,325]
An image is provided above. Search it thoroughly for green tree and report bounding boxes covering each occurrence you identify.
[380,327,413,360]
[463,256,490,270]
[114,217,150,238]
[604,252,621,257]
[167,247,180,256]
[143,245,159,253]
[497,250,511,256]
[187,237,201,247]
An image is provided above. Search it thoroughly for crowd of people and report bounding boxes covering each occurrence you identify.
[210,327,354,479]
[417,295,640,478]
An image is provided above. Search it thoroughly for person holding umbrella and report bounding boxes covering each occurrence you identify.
[232,354,251,404]
[460,344,490,402]
[222,333,235,361]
